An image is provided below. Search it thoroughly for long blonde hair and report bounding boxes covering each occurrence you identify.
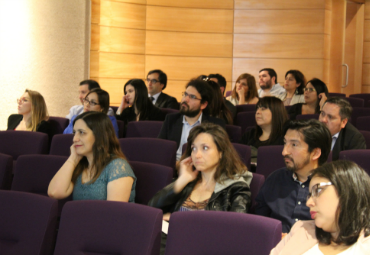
[26,89,49,131]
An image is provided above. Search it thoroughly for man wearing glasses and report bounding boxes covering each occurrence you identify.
[147,69,179,110]
[158,79,226,160]
[255,119,331,234]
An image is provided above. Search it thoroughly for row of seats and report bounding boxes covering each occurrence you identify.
[0,190,282,255]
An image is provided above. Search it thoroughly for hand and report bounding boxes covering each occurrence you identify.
[281,233,287,239]
[163,212,171,222]
[318,93,327,110]
[178,157,199,184]
[69,144,83,165]
[120,95,130,109]
[237,86,245,97]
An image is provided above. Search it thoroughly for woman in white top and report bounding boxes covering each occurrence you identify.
[226,73,259,106]
[278,70,306,106]
[271,160,370,255]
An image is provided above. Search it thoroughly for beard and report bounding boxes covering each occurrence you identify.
[284,154,311,173]
[260,79,272,90]
[180,102,201,117]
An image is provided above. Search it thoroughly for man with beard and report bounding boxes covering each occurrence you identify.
[255,119,331,233]
[258,68,285,98]
[158,79,226,160]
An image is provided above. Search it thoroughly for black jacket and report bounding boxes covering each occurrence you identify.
[148,176,251,213]
[7,114,51,139]
[155,93,179,110]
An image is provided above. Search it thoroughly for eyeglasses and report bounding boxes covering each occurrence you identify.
[83,98,99,106]
[182,91,202,101]
[146,79,159,84]
[304,87,316,93]
[17,98,29,104]
[307,182,332,201]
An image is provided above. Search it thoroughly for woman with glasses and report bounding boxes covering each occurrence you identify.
[8,89,51,137]
[277,70,306,106]
[288,78,328,120]
[63,88,119,137]
[226,73,259,106]
[271,160,370,254]
[49,112,136,202]
[115,79,165,136]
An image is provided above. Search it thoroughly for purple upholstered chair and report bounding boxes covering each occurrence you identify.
[119,138,177,169]
[225,125,242,143]
[349,93,370,107]
[296,114,319,121]
[345,97,364,108]
[49,134,73,157]
[256,145,285,179]
[0,190,58,255]
[129,161,173,205]
[328,92,346,98]
[232,143,251,171]
[359,131,370,149]
[0,131,49,160]
[54,201,162,255]
[165,211,282,255]
[236,104,257,114]
[235,112,256,133]
[116,120,125,138]
[160,108,179,117]
[339,150,370,176]
[126,121,163,138]
[48,116,69,137]
[356,116,370,131]
[250,173,265,213]
[225,90,232,97]
[350,107,370,127]
[0,153,13,190]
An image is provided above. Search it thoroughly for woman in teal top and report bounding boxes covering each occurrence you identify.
[48,111,136,202]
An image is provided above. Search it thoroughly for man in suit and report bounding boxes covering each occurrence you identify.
[147,69,179,109]
[319,97,366,160]
[158,79,226,160]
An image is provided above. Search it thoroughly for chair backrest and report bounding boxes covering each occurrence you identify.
[350,107,370,127]
[235,112,256,133]
[160,108,179,117]
[256,145,285,179]
[349,94,370,106]
[126,121,163,138]
[339,150,370,176]
[328,92,346,98]
[250,173,265,213]
[356,116,370,131]
[116,120,125,138]
[0,153,13,190]
[119,138,177,169]
[49,134,73,156]
[129,161,173,205]
[225,125,242,143]
[232,143,251,171]
[359,130,370,149]
[296,114,319,120]
[225,90,232,97]
[165,211,281,255]
[54,201,162,255]
[0,131,49,160]
[345,97,364,108]
[0,190,58,255]
[235,104,256,114]
[48,116,69,137]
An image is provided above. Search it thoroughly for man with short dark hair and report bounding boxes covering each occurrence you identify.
[255,119,332,233]
[158,79,226,160]
[146,69,179,109]
[258,68,285,98]
[319,97,366,160]
[66,80,115,120]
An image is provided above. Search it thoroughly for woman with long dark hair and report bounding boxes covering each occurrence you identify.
[226,73,259,105]
[278,70,306,106]
[206,80,234,124]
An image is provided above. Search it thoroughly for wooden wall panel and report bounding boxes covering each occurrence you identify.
[146,6,233,33]
[91,0,100,24]
[90,51,100,78]
[147,0,233,9]
[100,0,146,29]
[366,0,370,19]
[100,26,145,54]
[91,24,100,51]
[363,64,370,85]
[146,31,233,57]
[145,55,232,81]
[234,10,325,34]
[97,78,129,105]
[113,0,146,4]
[363,41,370,63]
[233,34,324,59]
[365,20,370,41]
[235,0,324,9]
[98,53,145,78]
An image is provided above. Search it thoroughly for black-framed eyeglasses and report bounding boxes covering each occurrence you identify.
[307,182,332,201]
[83,98,99,106]
[146,79,159,84]
[304,87,316,93]
[182,91,202,101]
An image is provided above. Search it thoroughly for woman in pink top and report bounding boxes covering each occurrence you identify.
[271,160,370,255]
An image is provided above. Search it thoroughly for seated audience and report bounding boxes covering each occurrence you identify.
[278,70,306,106]
[226,73,259,105]
[149,122,252,255]
[8,89,51,137]
[255,119,331,233]
[116,79,165,135]
[289,78,328,120]
[206,80,234,124]
[319,97,366,160]
[271,160,370,254]
[258,68,285,98]
[63,88,119,137]
[66,79,114,120]
[48,112,136,202]
[158,79,226,161]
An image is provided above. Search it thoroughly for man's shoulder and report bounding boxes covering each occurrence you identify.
[159,92,177,101]
[164,112,183,122]
[264,167,290,183]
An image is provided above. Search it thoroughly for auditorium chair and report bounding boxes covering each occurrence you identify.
[235,104,256,114]
[0,153,13,190]
[296,114,319,121]
[356,116,370,131]
[48,116,69,137]
[339,150,370,176]
[250,173,265,213]
[256,145,285,179]
[345,97,364,108]
[49,134,73,157]
[235,112,256,133]
[359,131,370,149]
[126,121,163,138]
[349,93,370,107]
[328,92,346,98]
[350,107,370,127]
[225,125,242,143]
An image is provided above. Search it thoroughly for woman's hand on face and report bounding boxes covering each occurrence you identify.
[163,212,171,222]
[178,156,199,183]
[237,86,245,97]
[318,93,327,110]
[120,95,130,109]
[69,144,83,165]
